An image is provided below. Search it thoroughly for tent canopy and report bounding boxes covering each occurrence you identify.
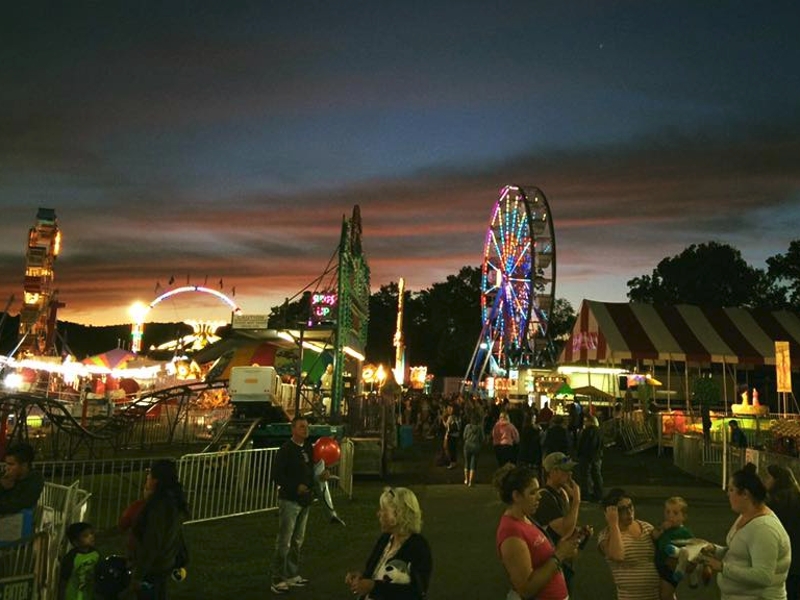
[560,300,800,367]
[83,348,137,369]
[572,385,614,400]
[554,382,574,397]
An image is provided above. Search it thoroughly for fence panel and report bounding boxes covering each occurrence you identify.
[32,443,354,531]
[178,448,279,523]
[38,457,166,532]
[0,533,46,597]
[673,434,798,486]
[0,482,90,600]
[178,443,352,523]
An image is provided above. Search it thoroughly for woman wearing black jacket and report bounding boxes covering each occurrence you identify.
[130,459,190,599]
[345,487,432,599]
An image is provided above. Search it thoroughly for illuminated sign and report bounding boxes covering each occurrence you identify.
[310,292,338,324]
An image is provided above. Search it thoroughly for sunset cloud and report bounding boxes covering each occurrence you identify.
[2,3,798,326]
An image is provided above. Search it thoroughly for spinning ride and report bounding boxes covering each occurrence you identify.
[464,185,556,391]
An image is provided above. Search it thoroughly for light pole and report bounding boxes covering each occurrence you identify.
[129,301,149,353]
[294,321,306,416]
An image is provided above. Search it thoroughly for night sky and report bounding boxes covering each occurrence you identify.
[2,1,799,326]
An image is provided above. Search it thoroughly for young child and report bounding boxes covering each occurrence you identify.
[59,522,101,600]
[652,496,695,600]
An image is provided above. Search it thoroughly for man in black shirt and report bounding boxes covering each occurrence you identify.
[270,416,318,594]
[533,452,584,593]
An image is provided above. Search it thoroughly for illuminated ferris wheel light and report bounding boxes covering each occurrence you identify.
[464,184,557,390]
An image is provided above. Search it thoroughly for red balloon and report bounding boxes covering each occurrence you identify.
[313,436,341,466]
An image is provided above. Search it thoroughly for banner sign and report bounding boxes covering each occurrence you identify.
[776,341,792,393]
[231,314,269,330]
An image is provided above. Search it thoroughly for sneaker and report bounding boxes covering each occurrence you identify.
[287,575,310,587]
[447,463,455,469]
[270,581,290,594]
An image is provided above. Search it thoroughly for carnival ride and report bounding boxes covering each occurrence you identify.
[131,285,242,353]
[464,185,557,392]
[0,380,228,459]
[17,208,62,357]
[1,206,370,457]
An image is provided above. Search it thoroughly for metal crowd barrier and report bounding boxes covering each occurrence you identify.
[0,481,90,600]
[38,456,167,533]
[178,447,279,523]
[673,434,800,487]
[178,442,354,524]
[32,440,355,531]
[0,533,47,598]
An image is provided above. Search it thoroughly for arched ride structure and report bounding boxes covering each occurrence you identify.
[0,380,228,459]
[131,285,242,353]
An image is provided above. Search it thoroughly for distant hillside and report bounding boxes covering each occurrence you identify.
[0,313,193,359]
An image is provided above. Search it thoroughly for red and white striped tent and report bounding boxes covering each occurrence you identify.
[560,300,800,367]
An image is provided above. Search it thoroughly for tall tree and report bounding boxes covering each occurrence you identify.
[626,241,781,308]
[548,298,577,359]
[767,239,800,307]
[411,266,482,376]
[364,270,577,376]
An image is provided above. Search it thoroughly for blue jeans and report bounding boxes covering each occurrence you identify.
[271,499,310,582]
[578,459,603,502]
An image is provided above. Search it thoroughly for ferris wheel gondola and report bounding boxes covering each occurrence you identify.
[464,185,556,391]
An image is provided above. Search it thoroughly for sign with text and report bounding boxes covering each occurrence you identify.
[231,314,270,330]
[310,292,338,325]
[0,575,35,600]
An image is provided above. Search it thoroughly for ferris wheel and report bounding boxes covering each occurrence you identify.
[465,185,556,388]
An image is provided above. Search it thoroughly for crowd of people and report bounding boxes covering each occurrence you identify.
[416,393,799,600]
[424,394,604,505]
[4,393,800,600]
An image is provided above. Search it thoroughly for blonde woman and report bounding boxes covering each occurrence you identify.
[345,487,432,599]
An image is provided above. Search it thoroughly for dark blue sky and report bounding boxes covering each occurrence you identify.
[2,1,799,325]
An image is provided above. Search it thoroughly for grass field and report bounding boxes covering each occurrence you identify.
[94,438,732,599]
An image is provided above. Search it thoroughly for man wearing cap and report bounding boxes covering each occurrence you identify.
[533,451,585,592]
